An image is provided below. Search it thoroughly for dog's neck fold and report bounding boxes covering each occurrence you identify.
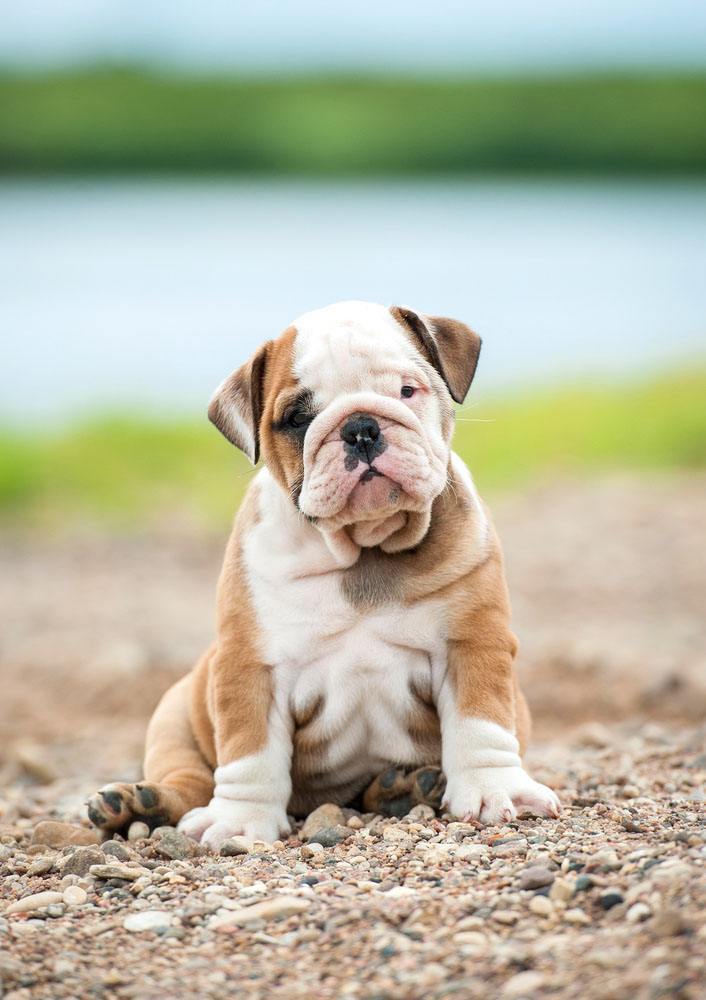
[319,507,433,567]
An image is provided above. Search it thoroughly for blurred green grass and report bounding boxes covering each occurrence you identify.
[1,70,706,175]
[1,370,704,532]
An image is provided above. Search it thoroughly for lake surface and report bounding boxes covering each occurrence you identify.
[1,179,705,426]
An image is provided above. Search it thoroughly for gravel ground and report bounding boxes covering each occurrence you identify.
[1,472,705,998]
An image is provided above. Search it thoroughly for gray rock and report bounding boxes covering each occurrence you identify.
[152,827,196,860]
[517,865,556,891]
[60,846,104,878]
[220,837,250,857]
[89,863,145,881]
[309,826,351,848]
[101,839,132,862]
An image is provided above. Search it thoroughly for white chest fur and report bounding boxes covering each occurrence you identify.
[242,471,448,784]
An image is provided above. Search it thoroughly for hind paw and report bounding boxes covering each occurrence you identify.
[362,765,446,817]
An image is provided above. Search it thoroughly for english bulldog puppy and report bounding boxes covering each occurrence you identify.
[88,301,560,847]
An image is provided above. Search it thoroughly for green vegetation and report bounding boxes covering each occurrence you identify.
[1,370,704,532]
[1,69,706,176]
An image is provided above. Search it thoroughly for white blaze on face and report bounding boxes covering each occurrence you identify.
[293,301,452,534]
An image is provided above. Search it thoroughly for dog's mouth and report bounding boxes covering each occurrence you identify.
[359,465,383,483]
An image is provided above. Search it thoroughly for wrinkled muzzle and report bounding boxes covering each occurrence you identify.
[298,392,449,542]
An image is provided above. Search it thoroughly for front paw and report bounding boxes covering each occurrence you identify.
[444,766,560,825]
[177,798,289,850]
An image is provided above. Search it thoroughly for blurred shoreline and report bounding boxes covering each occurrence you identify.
[2,69,705,176]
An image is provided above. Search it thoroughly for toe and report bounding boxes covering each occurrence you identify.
[480,792,517,825]
[177,807,212,841]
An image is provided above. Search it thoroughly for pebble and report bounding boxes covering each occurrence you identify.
[7,891,64,914]
[589,849,621,871]
[123,910,174,933]
[300,803,347,841]
[307,826,350,848]
[27,857,54,877]
[564,907,590,925]
[529,895,554,916]
[517,865,556,890]
[503,971,546,998]
[300,843,324,859]
[30,821,99,849]
[651,908,686,937]
[599,891,624,911]
[89,863,146,881]
[549,877,574,903]
[152,827,196,861]
[491,910,519,926]
[210,895,312,930]
[60,846,105,878]
[626,903,651,924]
[220,837,251,857]
[62,886,88,906]
[127,821,151,842]
[101,840,132,862]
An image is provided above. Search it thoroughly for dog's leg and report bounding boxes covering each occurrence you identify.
[87,673,213,834]
[438,553,560,825]
[172,634,292,850]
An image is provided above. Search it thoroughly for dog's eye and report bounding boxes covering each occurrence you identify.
[287,409,311,429]
[401,385,416,398]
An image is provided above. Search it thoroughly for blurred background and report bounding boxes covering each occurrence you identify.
[1,1,705,803]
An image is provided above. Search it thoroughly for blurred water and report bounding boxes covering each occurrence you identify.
[1,179,705,426]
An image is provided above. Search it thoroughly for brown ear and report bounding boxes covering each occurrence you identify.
[208,343,269,463]
[390,306,481,404]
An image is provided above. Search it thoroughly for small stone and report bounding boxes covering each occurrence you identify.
[220,837,250,857]
[308,826,350,848]
[62,886,88,906]
[651,908,686,937]
[589,849,621,871]
[574,875,594,892]
[300,804,347,841]
[518,865,555,891]
[549,877,574,903]
[30,821,99,849]
[626,902,651,924]
[123,910,173,933]
[529,895,553,916]
[599,891,624,911]
[407,804,436,822]
[564,907,590,925]
[46,903,66,918]
[503,971,546,998]
[300,843,324,859]
[152,827,196,861]
[453,931,487,948]
[60,847,104,878]
[210,895,311,930]
[347,816,365,829]
[7,891,64,914]
[27,857,54,877]
[491,910,519,925]
[127,821,150,842]
[89,863,145,881]
[101,840,132,862]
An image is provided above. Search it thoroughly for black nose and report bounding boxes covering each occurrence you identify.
[340,413,384,462]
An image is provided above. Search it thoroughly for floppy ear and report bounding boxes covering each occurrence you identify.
[208,343,269,464]
[390,306,481,404]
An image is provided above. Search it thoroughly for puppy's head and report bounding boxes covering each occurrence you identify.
[210,301,480,557]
